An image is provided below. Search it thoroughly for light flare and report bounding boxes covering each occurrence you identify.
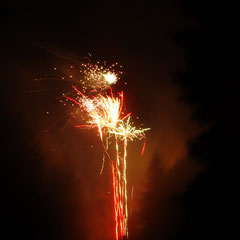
[103,73,117,84]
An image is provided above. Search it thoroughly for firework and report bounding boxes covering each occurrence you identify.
[63,61,150,239]
[79,62,123,92]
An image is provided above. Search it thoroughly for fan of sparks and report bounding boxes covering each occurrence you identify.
[61,61,150,240]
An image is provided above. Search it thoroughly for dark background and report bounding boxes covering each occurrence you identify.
[1,1,235,239]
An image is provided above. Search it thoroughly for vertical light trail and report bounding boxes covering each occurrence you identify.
[123,138,128,238]
[112,161,119,240]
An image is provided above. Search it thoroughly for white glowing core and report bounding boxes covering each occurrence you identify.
[103,73,117,84]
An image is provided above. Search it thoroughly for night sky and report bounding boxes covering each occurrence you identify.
[1,1,235,240]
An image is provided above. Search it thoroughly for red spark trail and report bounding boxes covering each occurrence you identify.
[72,85,84,96]
[65,96,80,105]
[141,139,146,156]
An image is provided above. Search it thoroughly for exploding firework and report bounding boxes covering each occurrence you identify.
[61,61,150,239]
[69,61,123,93]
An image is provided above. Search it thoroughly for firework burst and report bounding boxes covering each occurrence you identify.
[79,61,123,92]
